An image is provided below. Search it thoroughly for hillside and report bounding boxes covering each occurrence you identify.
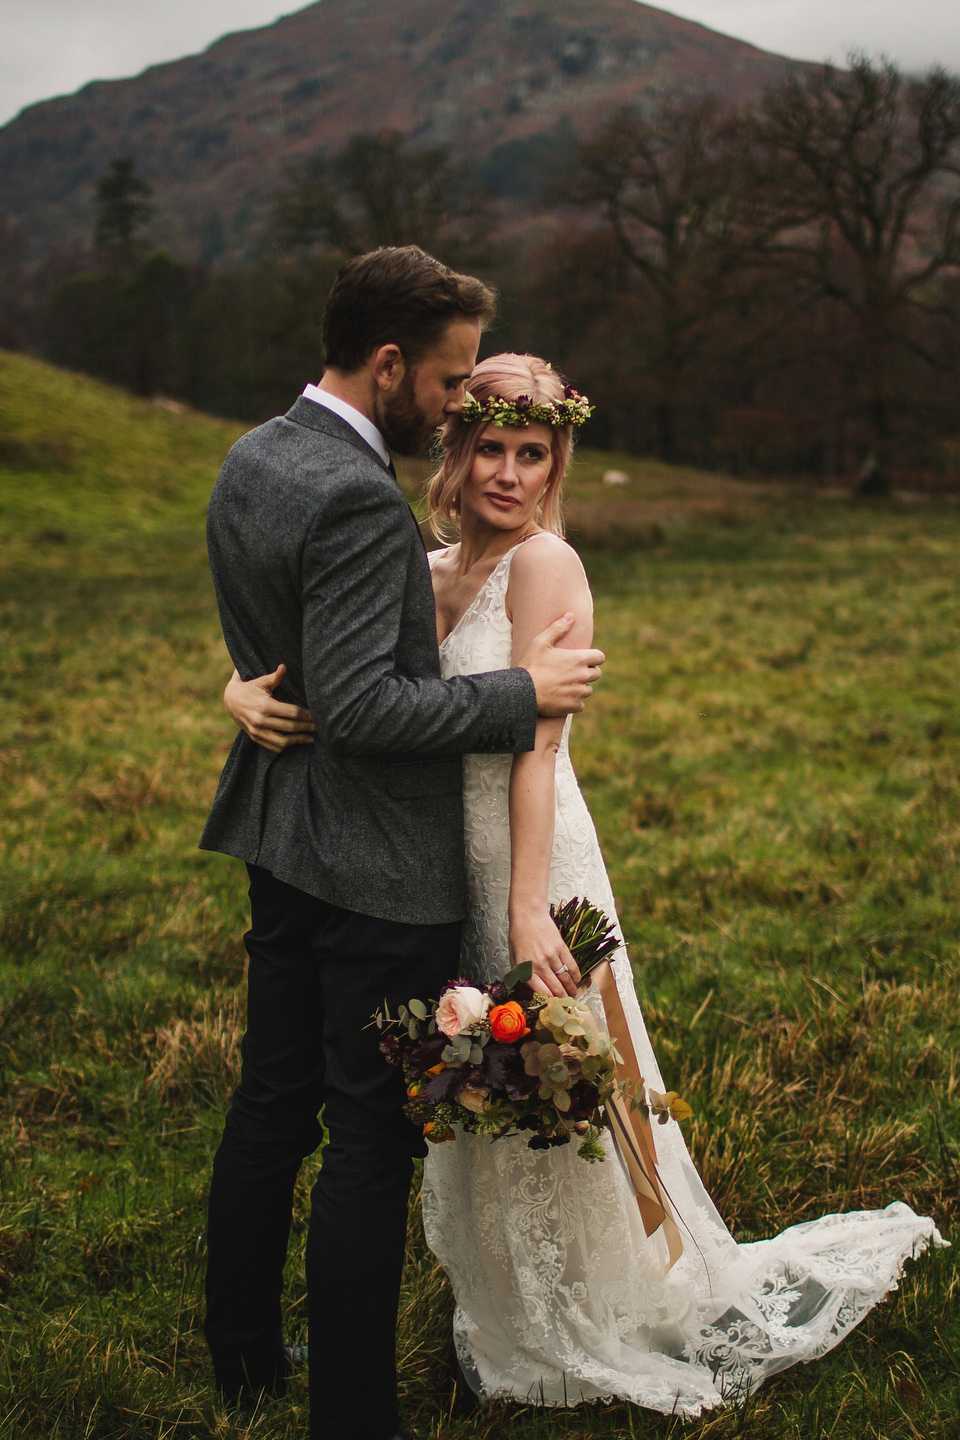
[0,348,804,574]
[0,0,802,263]
[0,350,244,573]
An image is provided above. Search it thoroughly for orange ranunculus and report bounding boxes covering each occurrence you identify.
[489,1001,531,1044]
[424,1062,447,1077]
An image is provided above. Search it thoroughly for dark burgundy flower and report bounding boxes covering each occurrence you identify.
[486,980,508,1006]
[410,1035,448,1072]
[438,974,473,998]
[515,394,533,412]
[379,1035,402,1065]
[566,1079,601,1121]
[423,1062,484,1103]
[482,1042,535,1099]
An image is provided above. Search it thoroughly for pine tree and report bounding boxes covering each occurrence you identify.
[94,157,154,258]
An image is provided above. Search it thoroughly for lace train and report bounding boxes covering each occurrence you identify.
[422,541,945,1415]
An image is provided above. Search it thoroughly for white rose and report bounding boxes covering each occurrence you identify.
[436,986,491,1038]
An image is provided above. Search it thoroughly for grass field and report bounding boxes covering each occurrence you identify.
[0,350,958,1439]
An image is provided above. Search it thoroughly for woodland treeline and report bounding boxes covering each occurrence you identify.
[2,56,959,488]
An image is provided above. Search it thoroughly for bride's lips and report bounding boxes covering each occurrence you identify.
[485,492,521,510]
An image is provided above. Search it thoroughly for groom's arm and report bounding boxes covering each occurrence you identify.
[301,479,537,758]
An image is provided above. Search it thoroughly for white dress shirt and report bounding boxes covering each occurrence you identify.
[301,383,391,467]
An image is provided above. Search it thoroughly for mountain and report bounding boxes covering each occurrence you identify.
[0,0,802,263]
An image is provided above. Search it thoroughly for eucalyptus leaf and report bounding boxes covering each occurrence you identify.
[504,961,533,992]
[409,998,428,1020]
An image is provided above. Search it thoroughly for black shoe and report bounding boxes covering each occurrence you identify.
[208,1336,287,1405]
[217,1378,285,1413]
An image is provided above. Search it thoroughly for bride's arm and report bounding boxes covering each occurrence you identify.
[223,664,315,754]
[507,537,594,998]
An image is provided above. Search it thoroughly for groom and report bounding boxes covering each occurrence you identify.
[200,246,604,1440]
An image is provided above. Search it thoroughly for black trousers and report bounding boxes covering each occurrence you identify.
[204,864,461,1440]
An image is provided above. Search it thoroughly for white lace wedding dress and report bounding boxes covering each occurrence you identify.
[422,538,945,1416]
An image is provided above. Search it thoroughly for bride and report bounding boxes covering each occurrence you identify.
[223,353,944,1416]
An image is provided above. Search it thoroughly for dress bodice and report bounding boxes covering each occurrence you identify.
[428,540,580,983]
[430,539,573,756]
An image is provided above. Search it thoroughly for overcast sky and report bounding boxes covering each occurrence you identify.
[1,0,959,128]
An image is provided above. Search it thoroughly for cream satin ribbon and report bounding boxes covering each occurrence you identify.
[591,961,684,1272]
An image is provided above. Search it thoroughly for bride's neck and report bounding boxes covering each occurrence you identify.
[456,515,539,574]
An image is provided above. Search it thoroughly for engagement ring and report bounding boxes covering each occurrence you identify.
[557,964,570,975]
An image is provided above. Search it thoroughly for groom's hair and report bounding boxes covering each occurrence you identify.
[322,246,496,373]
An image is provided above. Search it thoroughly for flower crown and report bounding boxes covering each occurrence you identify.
[460,385,593,430]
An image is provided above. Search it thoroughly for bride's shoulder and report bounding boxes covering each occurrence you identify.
[510,532,586,583]
[507,532,591,627]
[427,543,456,572]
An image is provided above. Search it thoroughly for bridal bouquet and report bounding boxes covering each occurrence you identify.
[375,898,672,1162]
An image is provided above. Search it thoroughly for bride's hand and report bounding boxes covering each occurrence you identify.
[224,664,315,754]
[508,909,581,998]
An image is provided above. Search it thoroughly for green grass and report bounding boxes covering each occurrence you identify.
[1,350,958,1438]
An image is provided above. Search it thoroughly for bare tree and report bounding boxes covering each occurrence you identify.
[753,56,960,489]
[273,130,490,264]
[558,96,764,461]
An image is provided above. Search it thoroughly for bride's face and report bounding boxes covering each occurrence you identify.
[462,422,554,533]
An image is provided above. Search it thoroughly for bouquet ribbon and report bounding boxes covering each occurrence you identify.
[592,961,684,1271]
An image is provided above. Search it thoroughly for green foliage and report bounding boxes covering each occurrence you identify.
[0,351,958,1436]
[48,252,199,397]
[176,253,340,421]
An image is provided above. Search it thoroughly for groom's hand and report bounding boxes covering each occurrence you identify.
[518,614,605,717]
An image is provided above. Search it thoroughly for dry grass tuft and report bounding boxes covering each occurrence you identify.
[146,995,244,1103]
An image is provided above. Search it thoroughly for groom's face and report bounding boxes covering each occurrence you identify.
[378,318,480,456]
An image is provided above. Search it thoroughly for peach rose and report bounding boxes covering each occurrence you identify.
[457,1084,491,1114]
[489,1001,531,1044]
[435,985,490,1038]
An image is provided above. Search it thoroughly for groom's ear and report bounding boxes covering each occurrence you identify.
[373,344,405,393]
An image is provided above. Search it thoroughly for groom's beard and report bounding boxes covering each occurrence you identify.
[377,369,439,457]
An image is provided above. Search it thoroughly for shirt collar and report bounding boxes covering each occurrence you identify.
[301,384,391,467]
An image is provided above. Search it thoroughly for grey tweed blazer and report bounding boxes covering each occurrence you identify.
[200,396,537,925]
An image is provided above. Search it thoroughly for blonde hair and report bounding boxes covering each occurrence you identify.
[427,353,575,542]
